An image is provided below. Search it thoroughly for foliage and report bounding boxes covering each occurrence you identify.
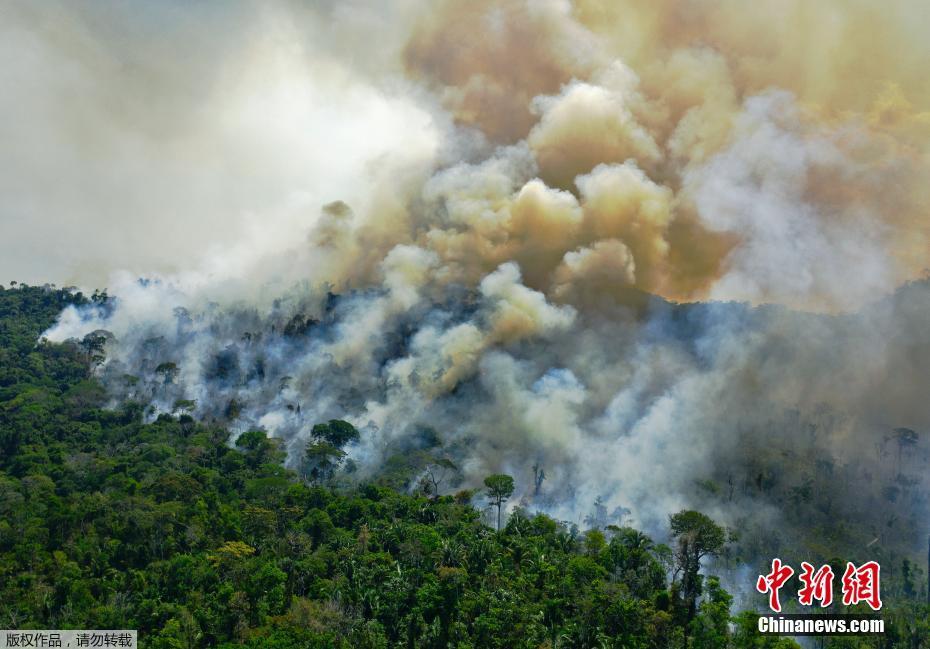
[483,474,515,532]
[0,285,919,647]
[670,510,727,620]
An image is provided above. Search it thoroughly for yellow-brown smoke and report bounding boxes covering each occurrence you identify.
[388,0,930,311]
[5,1,928,314]
[31,0,930,542]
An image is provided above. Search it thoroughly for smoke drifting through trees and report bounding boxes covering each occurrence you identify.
[24,0,930,574]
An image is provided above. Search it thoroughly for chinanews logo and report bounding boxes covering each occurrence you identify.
[754,559,884,636]
[756,559,882,612]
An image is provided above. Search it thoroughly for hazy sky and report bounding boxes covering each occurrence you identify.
[30,0,930,543]
[3,0,930,312]
[0,1,437,286]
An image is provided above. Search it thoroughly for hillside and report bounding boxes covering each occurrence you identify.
[0,283,814,648]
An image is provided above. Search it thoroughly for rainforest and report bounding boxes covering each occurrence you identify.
[4,0,930,646]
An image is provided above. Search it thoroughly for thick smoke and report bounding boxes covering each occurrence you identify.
[22,0,930,566]
[0,1,438,285]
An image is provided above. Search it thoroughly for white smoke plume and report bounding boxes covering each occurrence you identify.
[9,0,930,564]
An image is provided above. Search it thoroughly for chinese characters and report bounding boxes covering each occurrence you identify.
[756,559,881,612]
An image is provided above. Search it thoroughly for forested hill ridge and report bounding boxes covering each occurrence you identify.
[0,284,924,648]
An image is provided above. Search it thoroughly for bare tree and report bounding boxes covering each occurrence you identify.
[532,462,546,496]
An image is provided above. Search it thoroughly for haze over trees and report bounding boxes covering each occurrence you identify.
[2,284,930,647]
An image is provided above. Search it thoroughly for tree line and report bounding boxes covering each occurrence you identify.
[2,283,926,647]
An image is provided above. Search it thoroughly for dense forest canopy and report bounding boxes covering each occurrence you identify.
[5,0,930,646]
[2,284,930,647]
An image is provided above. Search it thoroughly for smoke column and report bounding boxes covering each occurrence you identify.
[10,0,930,566]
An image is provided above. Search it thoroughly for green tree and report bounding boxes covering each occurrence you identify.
[303,441,346,484]
[669,509,726,622]
[483,474,515,531]
[155,361,180,387]
[310,420,360,448]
